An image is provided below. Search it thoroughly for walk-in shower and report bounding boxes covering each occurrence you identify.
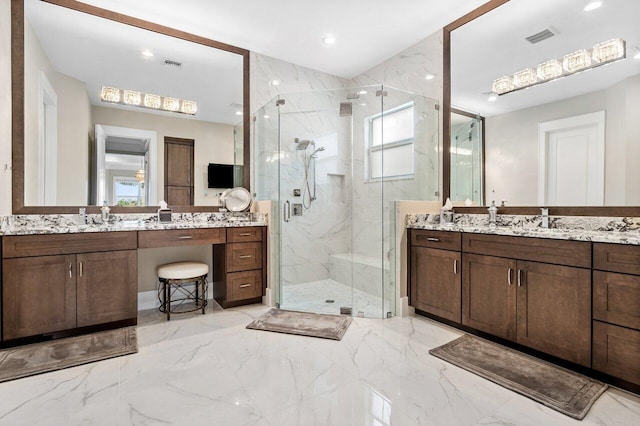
[255,86,439,318]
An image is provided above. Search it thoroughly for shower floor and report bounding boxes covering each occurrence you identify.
[281,279,392,318]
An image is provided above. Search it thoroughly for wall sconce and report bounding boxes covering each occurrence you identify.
[492,38,626,95]
[100,86,198,115]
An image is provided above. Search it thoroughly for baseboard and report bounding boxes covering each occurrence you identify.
[138,282,214,311]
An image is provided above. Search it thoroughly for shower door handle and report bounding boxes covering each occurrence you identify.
[284,200,291,222]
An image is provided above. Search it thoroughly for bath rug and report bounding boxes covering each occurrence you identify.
[0,327,137,383]
[430,334,607,420]
[246,308,352,340]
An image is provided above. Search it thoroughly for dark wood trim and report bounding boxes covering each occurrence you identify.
[12,0,250,214]
[443,0,640,216]
[11,0,25,214]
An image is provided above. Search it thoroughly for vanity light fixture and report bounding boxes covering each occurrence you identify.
[584,1,603,12]
[322,35,336,45]
[100,86,197,115]
[492,38,626,96]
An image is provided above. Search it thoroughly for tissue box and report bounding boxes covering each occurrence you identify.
[158,209,172,223]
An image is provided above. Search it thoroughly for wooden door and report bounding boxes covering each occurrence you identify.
[2,255,76,340]
[76,250,138,327]
[462,253,516,341]
[516,260,591,367]
[164,137,194,205]
[411,247,461,322]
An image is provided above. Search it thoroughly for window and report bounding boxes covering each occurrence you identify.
[113,177,145,206]
[367,101,414,180]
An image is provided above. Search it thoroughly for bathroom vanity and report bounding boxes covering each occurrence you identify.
[408,216,640,393]
[0,219,267,344]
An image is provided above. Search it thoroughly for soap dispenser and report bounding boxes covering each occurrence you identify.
[101,201,110,223]
[488,200,497,229]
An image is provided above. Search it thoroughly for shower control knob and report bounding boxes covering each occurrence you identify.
[293,189,301,197]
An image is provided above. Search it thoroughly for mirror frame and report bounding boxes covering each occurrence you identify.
[443,0,640,216]
[11,0,251,214]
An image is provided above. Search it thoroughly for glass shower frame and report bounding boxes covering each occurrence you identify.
[254,86,439,319]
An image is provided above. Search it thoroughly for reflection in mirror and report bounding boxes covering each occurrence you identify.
[451,0,640,206]
[450,109,483,205]
[23,0,244,207]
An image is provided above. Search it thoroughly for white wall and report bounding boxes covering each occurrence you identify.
[92,106,235,206]
[0,0,11,216]
[484,75,640,206]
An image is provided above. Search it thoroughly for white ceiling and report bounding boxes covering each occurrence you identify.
[76,0,487,78]
[452,0,640,116]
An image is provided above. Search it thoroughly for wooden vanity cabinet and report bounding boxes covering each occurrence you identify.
[461,234,592,367]
[410,230,462,322]
[213,227,266,308]
[2,232,137,341]
[592,243,640,386]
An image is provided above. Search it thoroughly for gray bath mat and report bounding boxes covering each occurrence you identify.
[0,327,137,383]
[246,309,352,340]
[430,334,607,420]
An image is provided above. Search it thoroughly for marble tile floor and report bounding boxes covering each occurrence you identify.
[281,279,392,319]
[0,303,637,425]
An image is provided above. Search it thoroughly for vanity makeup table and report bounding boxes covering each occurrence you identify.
[0,220,267,344]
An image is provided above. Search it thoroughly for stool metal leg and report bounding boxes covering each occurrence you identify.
[201,276,206,315]
[166,280,171,321]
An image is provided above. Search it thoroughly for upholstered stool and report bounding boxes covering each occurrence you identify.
[157,262,209,321]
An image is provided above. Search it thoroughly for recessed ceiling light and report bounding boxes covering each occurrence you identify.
[358,90,367,95]
[488,93,498,102]
[270,80,280,86]
[235,111,243,116]
[322,35,336,45]
[140,49,154,57]
[263,114,270,119]
[584,1,602,12]
[425,73,435,80]
[360,103,367,107]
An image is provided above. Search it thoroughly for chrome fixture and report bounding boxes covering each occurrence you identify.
[294,138,313,150]
[541,207,549,229]
[294,138,325,209]
[488,200,497,229]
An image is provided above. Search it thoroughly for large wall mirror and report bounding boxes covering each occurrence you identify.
[12,0,250,213]
[445,0,640,214]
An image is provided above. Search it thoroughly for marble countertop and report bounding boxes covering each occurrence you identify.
[407,214,640,246]
[0,213,267,236]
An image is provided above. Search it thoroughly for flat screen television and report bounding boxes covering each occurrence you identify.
[207,163,234,188]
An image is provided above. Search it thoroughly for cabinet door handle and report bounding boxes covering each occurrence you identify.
[239,233,252,237]
[507,268,513,286]
[178,235,193,239]
[239,284,251,288]
[69,262,73,278]
[239,255,252,259]
[424,237,440,242]
[79,261,83,278]
[453,259,458,275]
[517,269,523,287]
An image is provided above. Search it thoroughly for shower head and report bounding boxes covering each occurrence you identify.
[310,146,326,157]
[295,138,313,150]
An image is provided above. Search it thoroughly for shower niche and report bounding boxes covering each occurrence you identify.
[255,86,440,318]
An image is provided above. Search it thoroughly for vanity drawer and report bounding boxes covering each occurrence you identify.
[462,233,591,268]
[593,271,640,330]
[227,270,263,302]
[138,228,225,248]
[2,232,137,258]
[226,242,262,272]
[594,243,640,275]
[411,229,461,251]
[227,227,263,243]
[592,321,640,386]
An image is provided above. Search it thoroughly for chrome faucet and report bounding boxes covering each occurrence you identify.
[540,208,549,229]
[488,200,498,229]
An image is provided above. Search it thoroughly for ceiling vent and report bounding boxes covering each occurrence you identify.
[525,28,557,44]
[163,59,182,68]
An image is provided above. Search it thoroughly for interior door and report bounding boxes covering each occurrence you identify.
[538,111,605,206]
[164,137,194,205]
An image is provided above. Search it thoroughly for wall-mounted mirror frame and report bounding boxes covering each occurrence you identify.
[443,0,640,216]
[11,0,250,214]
